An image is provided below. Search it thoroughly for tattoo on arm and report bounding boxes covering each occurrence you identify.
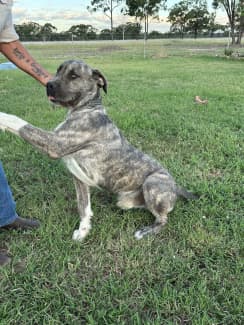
[13,47,25,60]
[31,62,49,78]
[13,47,49,79]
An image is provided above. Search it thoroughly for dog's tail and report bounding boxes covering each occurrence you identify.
[176,186,199,200]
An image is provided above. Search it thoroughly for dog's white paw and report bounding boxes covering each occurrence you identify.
[72,229,85,241]
[72,229,88,241]
[134,230,144,240]
[0,113,28,134]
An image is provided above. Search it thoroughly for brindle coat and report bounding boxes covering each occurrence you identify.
[0,60,197,241]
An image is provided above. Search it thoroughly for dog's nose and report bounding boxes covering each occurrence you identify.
[46,81,54,90]
[46,81,55,96]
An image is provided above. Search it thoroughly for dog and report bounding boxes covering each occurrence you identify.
[0,60,197,241]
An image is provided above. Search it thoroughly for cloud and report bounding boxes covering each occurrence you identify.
[12,7,106,30]
[12,6,199,33]
[12,7,26,19]
[13,8,88,22]
[215,14,228,26]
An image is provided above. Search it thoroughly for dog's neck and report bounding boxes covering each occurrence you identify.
[70,94,104,114]
[85,96,103,110]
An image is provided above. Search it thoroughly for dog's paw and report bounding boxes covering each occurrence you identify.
[134,229,145,240]
[134,225,157,240]
[0,112,28,133]
[72,229,88,241]
[72,229,85,241]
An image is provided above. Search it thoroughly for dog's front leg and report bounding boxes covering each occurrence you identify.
[0,113,68,159]
[72,178,93,242]
[0,112,28,135]
[19,124,65,159]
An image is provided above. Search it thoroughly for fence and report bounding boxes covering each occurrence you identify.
[14,38,233,62]
[18,32,229,43]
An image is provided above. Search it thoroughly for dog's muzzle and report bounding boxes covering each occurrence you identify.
[46,81,56,101]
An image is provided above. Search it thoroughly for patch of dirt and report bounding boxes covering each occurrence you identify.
[207,169,223,179]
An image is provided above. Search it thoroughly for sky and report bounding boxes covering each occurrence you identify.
[12,0,227,33]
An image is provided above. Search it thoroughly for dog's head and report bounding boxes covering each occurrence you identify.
[46,60,107,109]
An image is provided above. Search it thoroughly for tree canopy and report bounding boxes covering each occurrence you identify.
[87,0,123,39]
[168,0,212,38]
[125,0,167,39]
[13,0,244,43]
[212,0,239,44]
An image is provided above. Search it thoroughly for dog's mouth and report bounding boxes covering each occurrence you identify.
[48,95,57,102]
[46,81,82,107]
[47,94,81,108]
[47,95,66,106]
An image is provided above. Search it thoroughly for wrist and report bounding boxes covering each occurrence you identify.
[38,74,52,86]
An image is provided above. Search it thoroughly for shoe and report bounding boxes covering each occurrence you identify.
[0,253,11,266]
[2,216,40,230]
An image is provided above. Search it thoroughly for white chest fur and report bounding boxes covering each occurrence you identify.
[62,156,97,187]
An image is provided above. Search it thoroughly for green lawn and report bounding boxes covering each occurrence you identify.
[0,40,243,324]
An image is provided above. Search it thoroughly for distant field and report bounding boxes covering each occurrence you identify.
[0,39,243,324]
[20,37,235,61]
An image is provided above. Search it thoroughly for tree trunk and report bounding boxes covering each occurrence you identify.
[194,28,197,39]
[236,15,244,44]
[110,0,113,40]
[146,14,149,37]
[181,26,184,39]
[144,16,147,41]
[231,25,235,44]
[236,30,243,44]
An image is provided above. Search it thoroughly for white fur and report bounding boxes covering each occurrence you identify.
[62,156,96,241]
[72,202,93,241]
[0,113,28,135]
[62,156,97,187]
[72,219,91,241]
[54,121,66,131]
[134,230,144,240]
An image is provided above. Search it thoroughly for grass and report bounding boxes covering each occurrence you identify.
[0,39,243,324]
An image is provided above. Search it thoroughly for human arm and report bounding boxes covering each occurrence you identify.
[0,40,52,85]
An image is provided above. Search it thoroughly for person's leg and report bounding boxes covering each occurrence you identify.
[0,161,40,266]
[0,161,16,266]
[0,161,17,227]
[0,161,40,230]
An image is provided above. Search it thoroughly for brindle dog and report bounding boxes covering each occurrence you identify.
[0,60,197,241]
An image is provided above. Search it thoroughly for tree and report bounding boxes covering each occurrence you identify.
[40,23,57,41]
[207,12,226,37]
[99,29,112,40]
[236,0,244,43]
[168,0,210,38]
[212,0,239,44]
[68,24,97,40]
[185,0,210,38]
[168,0,190,38]
[114,24,127,39]
[125,0,167,40]
[125,22,142,39]
[114,22,141,39]
[14,22,42,41]
[148,30,164,38]
[87,0,123,40]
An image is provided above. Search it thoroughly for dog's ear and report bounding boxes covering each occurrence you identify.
[92,69,107,94]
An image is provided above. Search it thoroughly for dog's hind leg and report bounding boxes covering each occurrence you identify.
[134,173,177,240]
[117,189,145,210]
[72,178,93,241]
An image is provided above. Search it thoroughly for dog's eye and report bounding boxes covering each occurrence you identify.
[71,74,79,80]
